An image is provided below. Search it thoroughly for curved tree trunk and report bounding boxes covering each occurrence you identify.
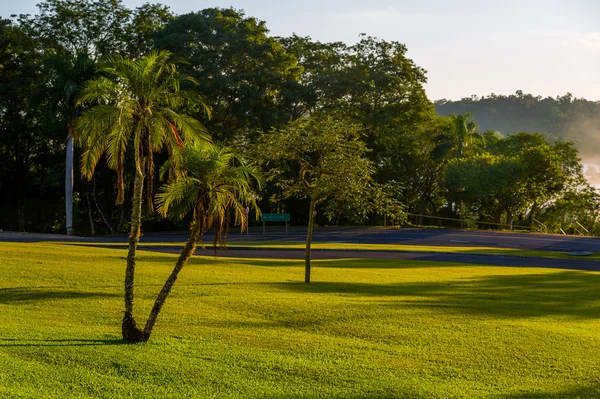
[85,191,95,236]
[65,128,74,235]
[506,210,514,231]
[304,197,317,283]
[142,217,203,339]
[122,161,146,343]
[92,177,114,235]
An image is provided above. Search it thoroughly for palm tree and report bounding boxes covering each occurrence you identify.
[450,113,478,159]
[76,50,210,342]
[43,51,96,235]
[145,144,262,340]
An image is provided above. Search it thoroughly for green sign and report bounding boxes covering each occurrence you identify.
[262,213,290,222]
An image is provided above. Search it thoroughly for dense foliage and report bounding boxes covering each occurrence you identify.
[436,92,600,164]
[1,0,598,237]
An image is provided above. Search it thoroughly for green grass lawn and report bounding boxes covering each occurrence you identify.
[1,243,599,398]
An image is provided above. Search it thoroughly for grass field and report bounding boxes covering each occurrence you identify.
[1,242,599,398]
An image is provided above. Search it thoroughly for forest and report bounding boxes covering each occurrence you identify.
[1,0,599,237]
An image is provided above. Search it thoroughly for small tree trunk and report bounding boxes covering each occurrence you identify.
[305,197,317,283]
[495,210,503,230]
[418,196,425,226]
[17,199,25,232]
[65,128,74,235]
[85,192,95,236]
[142,218,203,339]
[92,177,115,235]
[122,161,146,343]
[507,210,514,231]
[116,204,125,233]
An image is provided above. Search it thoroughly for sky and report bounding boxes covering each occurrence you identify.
[2,0,599,101]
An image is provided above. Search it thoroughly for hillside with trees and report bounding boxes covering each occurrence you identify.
[435,92,600,164]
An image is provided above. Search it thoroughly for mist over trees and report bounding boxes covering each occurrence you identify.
[435,92,600,164]
[1,0,598,238]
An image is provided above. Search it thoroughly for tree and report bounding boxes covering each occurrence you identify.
[17,0,172,235]
[448,113,478,159]
[16,0,131,58]
[76,50,210,342]
[155,8,301,142]
[125,3,173,57]
[143,144,263,340]
[444,134,583,229]
[282,35,433,177]
[257,116,374,283]
[435,91,600,164]
[0,19,55,232]
[42,51,96,234]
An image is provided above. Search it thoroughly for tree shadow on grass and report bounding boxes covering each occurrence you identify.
[495,383,600,399]
[272,271,600,319]
[0,338,126,347]
[0,288,119,304]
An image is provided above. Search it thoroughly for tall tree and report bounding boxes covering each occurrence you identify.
[444,134,583,229]
[17,0,131,234]
[257,116,374,283]
[17,0,171,235]
[0,19,53,232]
[155,8,301,143]
[144,144,262,340]
[282,35,433,177]
[76,50,210,342]
[16,0,131,58]
[41,51,96,234]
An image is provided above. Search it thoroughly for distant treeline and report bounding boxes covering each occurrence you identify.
[435,92,600,163]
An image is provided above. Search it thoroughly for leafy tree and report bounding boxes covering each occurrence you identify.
[125,3,173,57]
[282,35,433,176]
[0,19,56,232]
[143,144,263,340]
[76,50,210,342]
[156,8,301,142]
[435,91,600,163]
[41,51,96,234]
[257,116,374,283]
[16,0,173,234]
[16,0,131,58]
[535,185,600,235]
[445,134,583,229]
[448,113,479,159]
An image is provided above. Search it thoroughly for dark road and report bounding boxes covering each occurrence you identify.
[2,227,599,271]
[2,227,600,253]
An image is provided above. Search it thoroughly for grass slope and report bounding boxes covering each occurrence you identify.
[1,243,599,398]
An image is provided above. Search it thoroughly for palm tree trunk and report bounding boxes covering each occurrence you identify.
[65,127,74,235]
[142,217,203,339]
[305,197,317,283]
[122,161,146,343]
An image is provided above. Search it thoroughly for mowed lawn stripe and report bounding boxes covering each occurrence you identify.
[1,243,599,398]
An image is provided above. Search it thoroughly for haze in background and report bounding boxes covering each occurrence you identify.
[2,0,599,102]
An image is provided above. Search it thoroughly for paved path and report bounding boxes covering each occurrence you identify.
[2,227,599,253]
[2,228,599,271]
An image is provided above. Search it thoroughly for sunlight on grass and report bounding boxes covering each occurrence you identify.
[1,242,599,398]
